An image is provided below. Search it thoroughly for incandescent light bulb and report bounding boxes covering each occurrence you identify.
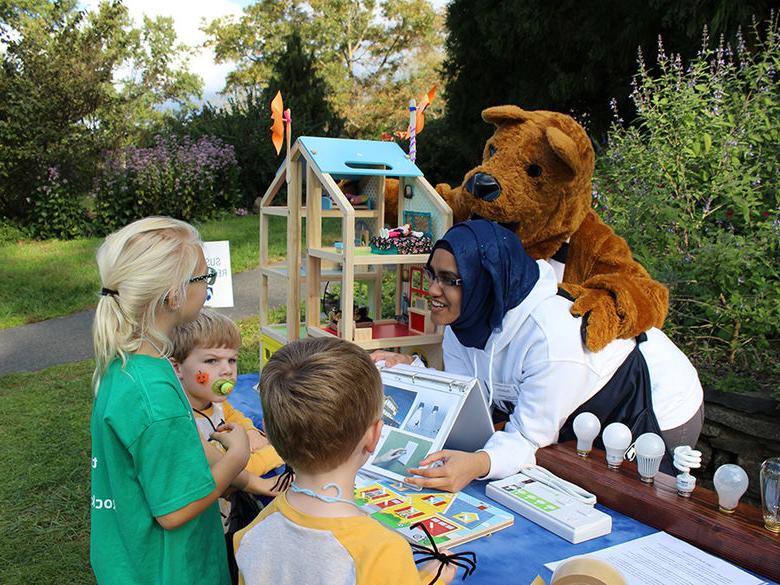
[573,412,601,457]
[713,464,749,513]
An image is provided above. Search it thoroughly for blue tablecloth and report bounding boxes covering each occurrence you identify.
[229,373,774,584]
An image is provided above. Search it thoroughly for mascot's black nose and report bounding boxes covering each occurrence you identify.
[466,173,500,202]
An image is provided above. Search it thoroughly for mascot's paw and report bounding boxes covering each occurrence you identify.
[435,183,470,223]
[569,289,621,353]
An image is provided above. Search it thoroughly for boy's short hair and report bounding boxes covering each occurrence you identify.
[260,337,383,473]
[171,308,241,363]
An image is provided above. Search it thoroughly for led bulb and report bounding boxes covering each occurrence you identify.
[634,433,666,484]
[573,412,601,457]
[713,464,749,513]
[602,422,632,471]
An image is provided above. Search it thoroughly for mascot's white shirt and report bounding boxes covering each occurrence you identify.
[439,260,703,480]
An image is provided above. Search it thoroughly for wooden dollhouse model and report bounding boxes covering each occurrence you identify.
[258,136,452,367]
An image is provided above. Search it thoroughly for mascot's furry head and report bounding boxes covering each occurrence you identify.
[460,106,594,259]
[437,105,668,352]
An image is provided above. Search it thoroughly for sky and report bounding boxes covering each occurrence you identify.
[80,0,448,104]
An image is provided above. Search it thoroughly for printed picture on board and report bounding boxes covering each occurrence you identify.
[403,397,453,439]
[382,384,417,428]
[371,429,433,477]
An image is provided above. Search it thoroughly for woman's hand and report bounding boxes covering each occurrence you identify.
[369,350,415,367]
[405,450,491,493]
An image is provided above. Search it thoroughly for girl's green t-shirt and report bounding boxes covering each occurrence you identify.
[90,354,229,585]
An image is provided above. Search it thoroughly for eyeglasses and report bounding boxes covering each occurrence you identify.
[424,265,463,288]
[188,266,217,286]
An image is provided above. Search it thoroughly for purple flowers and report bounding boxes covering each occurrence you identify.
[93,135,240,229]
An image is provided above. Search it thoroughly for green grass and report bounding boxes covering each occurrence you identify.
[0,360,95,585]
[0,214,345,330]
[0,214,264,330]
[0,318,262,584]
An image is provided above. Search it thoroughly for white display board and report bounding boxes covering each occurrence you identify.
[203,240,234,308]
[365,365,493,483]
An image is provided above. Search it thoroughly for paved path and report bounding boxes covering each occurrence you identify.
[0,269,292,376]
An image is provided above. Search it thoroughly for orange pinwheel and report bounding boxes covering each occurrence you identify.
[415,85,437,135]
[394,86,437,139]
[270,91,284,155]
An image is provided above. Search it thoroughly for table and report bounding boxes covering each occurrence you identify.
[229,373,776,584]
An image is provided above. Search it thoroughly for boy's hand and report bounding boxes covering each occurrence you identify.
[210,422,250,463]
[419,557,457,584]
[369,350,414,367]
[248,429,270,452]
[244,475,285,497]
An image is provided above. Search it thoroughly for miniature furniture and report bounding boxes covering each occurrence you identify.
[258,136,452,365]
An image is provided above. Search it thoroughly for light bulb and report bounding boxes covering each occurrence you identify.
[713,464,749,513]
[673,445,702,497]
[573,412,601,457]
[602,422,632,471]
[634,433,665,484]
[760,457,780,533]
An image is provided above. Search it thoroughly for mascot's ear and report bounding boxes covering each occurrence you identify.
[545,126,584,175]
[482,105,532,126]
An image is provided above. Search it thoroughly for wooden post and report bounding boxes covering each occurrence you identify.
[306,166,323,329]
[286,151,301,341]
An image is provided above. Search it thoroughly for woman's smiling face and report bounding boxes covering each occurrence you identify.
[427,249,463,326]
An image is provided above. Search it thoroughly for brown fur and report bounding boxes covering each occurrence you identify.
[435,105,668,351]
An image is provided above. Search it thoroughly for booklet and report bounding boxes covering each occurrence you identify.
[355,365,513,547]
[354,473,514,549]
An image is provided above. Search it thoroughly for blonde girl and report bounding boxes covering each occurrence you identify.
[90,217,248,585]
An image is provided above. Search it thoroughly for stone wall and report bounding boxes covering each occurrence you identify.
[696,388,780,505]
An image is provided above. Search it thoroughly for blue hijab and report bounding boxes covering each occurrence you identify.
[430,220,540,350]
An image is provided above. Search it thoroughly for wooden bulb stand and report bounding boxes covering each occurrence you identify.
[536,442,779,582]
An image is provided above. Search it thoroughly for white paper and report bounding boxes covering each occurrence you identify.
[545,532,765,585]
[397,441,418,465]
[203,241,234,308]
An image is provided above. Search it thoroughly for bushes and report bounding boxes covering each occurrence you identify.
[27,167,93,239]
[595,19,780,393]
[93,135,241,232]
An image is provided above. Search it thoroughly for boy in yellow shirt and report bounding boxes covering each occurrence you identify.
[171,309,285,489]
[234,337,454,585]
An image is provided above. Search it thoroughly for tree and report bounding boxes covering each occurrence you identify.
[203,0,443,136]
[437,0,777,186]
[173,29,346,208]
[0,0,202,221]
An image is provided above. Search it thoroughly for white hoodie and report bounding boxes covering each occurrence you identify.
[439,260,703,480]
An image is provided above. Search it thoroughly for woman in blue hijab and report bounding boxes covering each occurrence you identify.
[372,220,703,492]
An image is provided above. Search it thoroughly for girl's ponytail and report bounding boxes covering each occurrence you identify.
[92,217,202,393]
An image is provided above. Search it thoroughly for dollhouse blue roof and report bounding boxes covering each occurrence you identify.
[298,136,423,178]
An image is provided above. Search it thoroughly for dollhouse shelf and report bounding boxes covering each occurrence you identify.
[261,263,380,281]
[308,322,442,351]
[261,206,379,219]
[308,247,430,266]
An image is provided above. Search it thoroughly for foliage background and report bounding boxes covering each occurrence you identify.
[595,20,779,395]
